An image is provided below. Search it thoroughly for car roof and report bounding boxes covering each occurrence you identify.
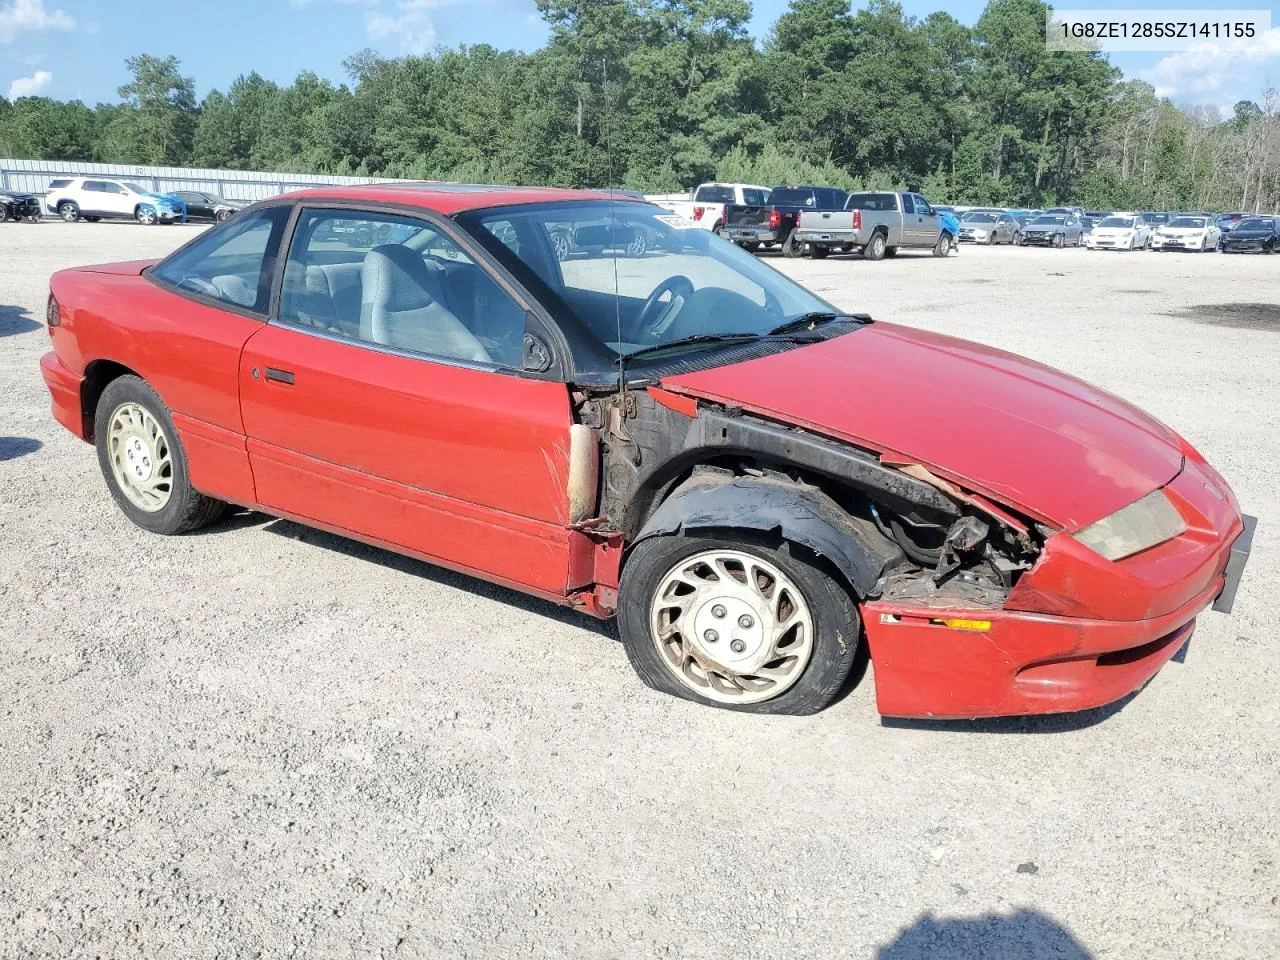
[275,182,636,215]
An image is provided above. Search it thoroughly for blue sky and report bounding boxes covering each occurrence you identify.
[3,0,1278,109]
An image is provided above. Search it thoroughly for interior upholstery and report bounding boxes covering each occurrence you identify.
[210,274,257,309]
[359,244,491,363]
[281,261,363,336]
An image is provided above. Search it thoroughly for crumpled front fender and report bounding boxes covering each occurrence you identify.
[634,472,903,598]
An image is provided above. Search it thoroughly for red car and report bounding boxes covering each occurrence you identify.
[40,185,1254,717]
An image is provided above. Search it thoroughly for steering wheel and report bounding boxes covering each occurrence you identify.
[179,276,220,298]
[638,275,695,339]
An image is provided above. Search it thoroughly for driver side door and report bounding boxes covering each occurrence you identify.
[238,206,578,599]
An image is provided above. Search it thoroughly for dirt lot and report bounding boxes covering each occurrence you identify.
[1,223,1276,959]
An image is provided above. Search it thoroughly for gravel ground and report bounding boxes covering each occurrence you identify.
[1,223,1276,959]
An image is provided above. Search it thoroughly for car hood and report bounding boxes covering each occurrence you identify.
[1226,228,1272,239]
[660,323,1184,531]
[1158,227,1208,235]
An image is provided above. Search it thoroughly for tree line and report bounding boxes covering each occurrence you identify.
[2,0,1278,212]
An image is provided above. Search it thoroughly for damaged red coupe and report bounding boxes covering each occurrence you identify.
[40,185,1254,717]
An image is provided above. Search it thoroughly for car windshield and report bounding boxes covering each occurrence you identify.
[1234,218,1273,231]
[963,213,997,223]
[457,200,838,374]
[123,182,148,194]
[1141,213,1166,223]
[1168,217,1206,228]
[1030,216,1065,225]
[768,189,816,207]
[1099,217,1134,228]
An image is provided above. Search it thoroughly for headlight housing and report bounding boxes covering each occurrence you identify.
[1070,489,1186,561]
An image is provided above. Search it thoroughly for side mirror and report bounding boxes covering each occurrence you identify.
[523,332,552,373]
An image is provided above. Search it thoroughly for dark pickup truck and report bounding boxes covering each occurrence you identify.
[722,185,849,257]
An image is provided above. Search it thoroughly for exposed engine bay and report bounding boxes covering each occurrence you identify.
[572,385,1044,610]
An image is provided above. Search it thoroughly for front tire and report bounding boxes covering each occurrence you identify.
[135,205,157,225]
[618,534,861,714]
[932,233,951,257]
[809,245,829,259]
[94,376,226,535]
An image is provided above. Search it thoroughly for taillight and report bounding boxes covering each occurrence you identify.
[692,206,705,221]
[769,209,781,229]
[46,293,61,328]
[853,210,862,231]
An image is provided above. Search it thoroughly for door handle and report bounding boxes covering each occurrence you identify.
[265,367,295,385]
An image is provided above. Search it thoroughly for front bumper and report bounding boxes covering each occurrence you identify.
[864,459,1252,718]
[40,351,87,440]
[1020,232,1061,246]
[1221,240,1268,253]
[1151,236,1205,250]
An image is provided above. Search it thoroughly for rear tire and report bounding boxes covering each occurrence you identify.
[94,376,227,536]
[782,229,805,258]
[864,232,887,260]
[84,216,101,223]
[618,533,861,715]
[58,202,80,222]
[809,245,829,260]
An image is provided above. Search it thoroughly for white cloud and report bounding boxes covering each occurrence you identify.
[0,0,75,44]
[7,68,50,99]
[366,0,439,56]
[1139,28,1280,102]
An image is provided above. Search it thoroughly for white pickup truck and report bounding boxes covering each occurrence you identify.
[650,183,772,234]
[793,190,948,260]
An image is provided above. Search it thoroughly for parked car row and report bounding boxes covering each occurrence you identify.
[648,184,1265,262]
[6,177,250,226]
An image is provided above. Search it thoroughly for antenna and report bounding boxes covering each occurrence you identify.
[603,56,625,393]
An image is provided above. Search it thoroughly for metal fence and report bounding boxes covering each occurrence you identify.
[0,158,407,205]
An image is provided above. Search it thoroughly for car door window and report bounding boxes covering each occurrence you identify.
[151,207,291,313]
[900,193,915,214]
[914,195,933,216]
[279,209,525,368]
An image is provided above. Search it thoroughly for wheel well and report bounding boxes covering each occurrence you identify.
[81,360,139,439]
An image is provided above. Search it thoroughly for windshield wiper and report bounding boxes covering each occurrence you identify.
[619,333,765,362]
[767,312,866,336]
[619,327,833,363]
